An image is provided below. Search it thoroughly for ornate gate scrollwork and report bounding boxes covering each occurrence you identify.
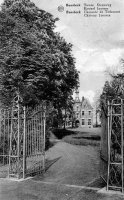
[9,94,25,179]
[0,94,46,179]
[107,98,124,192]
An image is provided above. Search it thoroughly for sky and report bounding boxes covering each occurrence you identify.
[0,0,124,103]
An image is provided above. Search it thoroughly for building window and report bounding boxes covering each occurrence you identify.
[82,111,84,116]
[82,119,85,125]
[88,119,91,125]
[77,106,79,111]
[77,113,79,118]
[89,111,91,115]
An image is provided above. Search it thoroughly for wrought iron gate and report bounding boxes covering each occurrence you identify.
[107,98,124,192]
[0,94,46,179]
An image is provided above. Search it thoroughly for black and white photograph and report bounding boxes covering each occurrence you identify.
[0,0,124,199]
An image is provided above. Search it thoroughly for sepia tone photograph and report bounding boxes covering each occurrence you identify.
[0,0,124,199]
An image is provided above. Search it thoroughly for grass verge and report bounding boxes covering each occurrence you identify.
[51,128,101,146]
[63,134,100,146]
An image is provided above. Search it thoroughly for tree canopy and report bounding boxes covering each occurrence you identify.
[0,0,79,107]
[100,73,124,117]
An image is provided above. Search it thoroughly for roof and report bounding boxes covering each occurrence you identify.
[81,97,93,110]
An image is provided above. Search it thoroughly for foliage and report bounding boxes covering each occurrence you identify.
[52,128,75,139]
[0,0,79,108]
[100,73,124,117]
[93,90,101,125]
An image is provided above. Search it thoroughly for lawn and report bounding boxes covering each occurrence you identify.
[51,127,101,146]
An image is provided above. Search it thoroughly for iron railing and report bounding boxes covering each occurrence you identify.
[0,94,46,179]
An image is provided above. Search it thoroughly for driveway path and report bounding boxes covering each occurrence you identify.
[34,141,100,186]
[0,140,123,200]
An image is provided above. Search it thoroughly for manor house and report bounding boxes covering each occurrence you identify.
[74,90,93,127]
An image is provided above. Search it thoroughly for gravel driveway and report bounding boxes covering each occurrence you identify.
[34,140,100,186]
[1,138,124,200]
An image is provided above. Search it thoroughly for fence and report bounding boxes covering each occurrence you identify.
[0,94,46,179]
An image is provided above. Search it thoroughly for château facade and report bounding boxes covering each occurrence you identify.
[73,90,93,127]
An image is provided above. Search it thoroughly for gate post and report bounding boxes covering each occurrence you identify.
[23,106,26,179]
[43,102,46,171]
[8,94,25,179]
[121,99,124,193]
[107,100,110,191]
[107,98,124,192]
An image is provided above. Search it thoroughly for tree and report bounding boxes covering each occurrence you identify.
[100,73,124,119]
[93,90,101,126]
[0,0,79,108]
[62,95,74,129]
